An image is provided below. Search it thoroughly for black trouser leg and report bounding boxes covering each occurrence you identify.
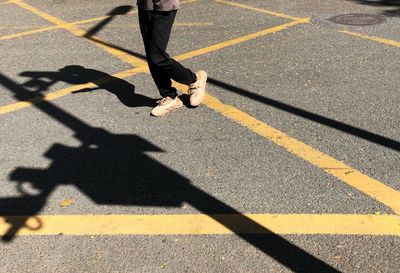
[138,8,196,98]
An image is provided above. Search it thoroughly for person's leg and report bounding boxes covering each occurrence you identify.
[139,8,196,97]
[138,8,177,98]
[138,8,206,116]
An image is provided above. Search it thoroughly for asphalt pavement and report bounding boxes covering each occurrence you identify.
[0,0,399,272]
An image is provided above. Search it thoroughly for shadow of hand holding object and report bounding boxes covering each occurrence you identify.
[3,128,187,241]
[20,65,155,107]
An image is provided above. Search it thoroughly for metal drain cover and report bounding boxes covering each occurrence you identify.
[329,14,385,26]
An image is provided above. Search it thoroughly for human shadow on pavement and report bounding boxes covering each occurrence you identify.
[207,77,400,152]
[0,72,341,273]
[20,65,155,107]
[350,0,400,17]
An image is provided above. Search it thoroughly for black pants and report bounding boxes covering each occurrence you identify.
[138,8,197,98]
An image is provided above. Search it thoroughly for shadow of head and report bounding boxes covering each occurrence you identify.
[107,5,133,16]
[20,65,156,107]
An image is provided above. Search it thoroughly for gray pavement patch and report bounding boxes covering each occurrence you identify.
[0,0,399,272]
[1,234,399,273]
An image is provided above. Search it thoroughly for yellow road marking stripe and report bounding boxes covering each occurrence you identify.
[0,25,60,41]
[0,20,306,114]
[338,30,400,48]
[0,1,11,4]
[1,214,399,236]
[0,22,212,42]
[0,13,137,41]
[68,10,138,26]
[0,0,197,42]
[0,25,46,30]
[175,22,215,27]
[174,19,308,62]
[192,91,400,215]
[214,0,308,21]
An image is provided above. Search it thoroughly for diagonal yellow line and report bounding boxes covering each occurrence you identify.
[0,0,197,42]
[338,30,400,48]
[1,214,399,236]
[0,25,61,41]
[174,19,308,62]
[214,0,309,21]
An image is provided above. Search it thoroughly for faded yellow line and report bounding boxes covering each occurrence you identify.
[0,13,133,41]
[214,0,308,21]
[0,20,306,114]
[1,214,399,236]
[0,21,213,42]
[0,25,46,30]
[69,10,138,26]
[174,19,308,62]
[0,25,60,41]
[180,90,400,215]
[0,0,197,42]
[175,22,215,27]
[10,0,146,68]
[0,1,11,4]
[76,22,214,28]
[338,30,400,48]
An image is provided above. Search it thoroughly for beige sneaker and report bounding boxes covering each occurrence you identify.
[151,96,183,117]
[188,70,207,106]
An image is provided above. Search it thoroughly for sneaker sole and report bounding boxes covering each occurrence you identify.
[190,71,207,107]
[151,100,183,117]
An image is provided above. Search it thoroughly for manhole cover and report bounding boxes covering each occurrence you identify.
[329,14,385,26]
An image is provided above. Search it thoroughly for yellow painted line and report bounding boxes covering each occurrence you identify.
[1,214,399,236]
[172,89,400,215]
[10,0,146,68]
[175,22,214,27]
[0,20,306,114]
[214,0,308,21]
[0,25,46,30]
[74,22,214,29]
[1,0,197,42]
[69,10,139,26]
[0,13,134,41]
[338,30,400,48]
[0,1,12,4]
[174,19,309,62]
[0,25,60,41]
[0,21,212,42]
